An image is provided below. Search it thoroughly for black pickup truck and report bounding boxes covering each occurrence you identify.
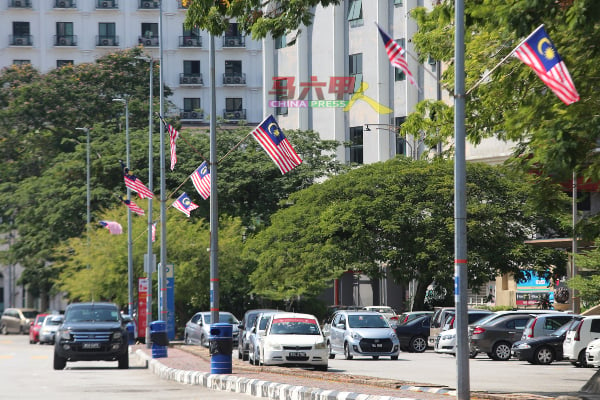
[53,302,130,370]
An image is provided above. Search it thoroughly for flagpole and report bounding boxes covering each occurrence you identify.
[209,32,219,325]
[466,24,544,95]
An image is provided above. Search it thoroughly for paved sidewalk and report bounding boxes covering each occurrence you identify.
[132,344,555,400]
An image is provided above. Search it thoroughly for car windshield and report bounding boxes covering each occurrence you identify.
[348,314,389,328]
[22,311,38,318]
[552,320,575,337]
[36,315,47,324]
[473,313,500,326]
[67,307,119,322]
[203,313,238,324]
[270,318,320,335]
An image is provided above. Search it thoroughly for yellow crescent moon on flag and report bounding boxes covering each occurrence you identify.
[183,197,191,206]
[537,37,554,60]
[268,122,280,137]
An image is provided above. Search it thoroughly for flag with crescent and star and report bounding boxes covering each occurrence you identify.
[513,25,579,105]
[121,162,154,199]
[121,198,145,216]
[190,161,211,200]
[172,192,199,217]
[99,220,123,235]
[251,115,302,174]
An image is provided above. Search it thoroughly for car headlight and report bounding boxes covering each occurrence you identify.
[265,341,282,351]
[314,340,326,349]
[515,343,531,349]
[442,334,456,340]
[112,331,122,340]
[351,332,363,340]
[59,330,71,340]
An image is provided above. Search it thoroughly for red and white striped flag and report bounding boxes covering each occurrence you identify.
[172,193,199,217]
[190,161,211,200]
[122,198,145,216]
[167,123,179,170]
[376,24,417,88]
[151,222,156,242]
[99,220,123,235]
[122,163,154,199]
[251,115,302,174]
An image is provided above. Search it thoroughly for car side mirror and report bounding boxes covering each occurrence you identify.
[238,323,244,330]
[336,323,345,329]
[122,315,133,324]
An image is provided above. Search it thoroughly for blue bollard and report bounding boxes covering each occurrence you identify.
[209,323,232,374]
[150,320,168,358]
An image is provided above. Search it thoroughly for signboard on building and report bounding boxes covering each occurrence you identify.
[516,271,554,307]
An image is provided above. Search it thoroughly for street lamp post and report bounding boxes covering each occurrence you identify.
[113,98,134,316]
[76,127,91,300]
[135,55,155,346]
[363,123,417,159]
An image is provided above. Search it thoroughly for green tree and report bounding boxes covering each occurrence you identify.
[245,158,570,310]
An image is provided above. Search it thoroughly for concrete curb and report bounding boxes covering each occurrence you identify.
[135,349,429,400]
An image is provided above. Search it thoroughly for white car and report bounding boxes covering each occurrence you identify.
[362,306,399,326]
[248,312,275,365]
[258,312,328,371]
[564,315,600,367]
[586,338,600,367]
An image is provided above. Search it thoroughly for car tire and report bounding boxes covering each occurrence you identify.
[314,365,328,371]
[534,346,555,365]
[200,334,208,348]
[242,346,249,361]
[469,349,479,358]
[372,355,379,360]
[391,355,399,360]
[184,333,191,345]
[344,343,353,360]
[29,339,34,344]
[53,353,66,370]
[328,341,335,359]
[409,336,427,353]
[577,350,588,368]
[1,324,7,335]
[491,342,512,361]
[238,345,243,359]
[118,353,129,369]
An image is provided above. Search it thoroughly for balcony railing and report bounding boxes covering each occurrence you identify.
[222,109,247,120]
[223,73,246,85]
[181,110,203,120]
[10,35,33,46]
[9,0,32,7]
[179,73,203,85]
[223,35,245,48]
[96,35,119,46]
[138,0,158,9]
[54,0,76,8]
[139,36,159,46]
[54,35,77,46]
[179,36,202,48]
[96,0,118,9]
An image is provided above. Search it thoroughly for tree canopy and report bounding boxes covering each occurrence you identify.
[244,158,570,310]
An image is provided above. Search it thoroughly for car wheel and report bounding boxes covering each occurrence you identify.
[491,342,511,361]
[29,339,34,344]
[1,324,7,335]
[242,345,249,361]
[534,346,555,365]
[238,345,243,359]
[118,353,129,369]
[53,353,66,370]
[314,365,328,371]
[328,341,335,359]
[469,349,479,358]
[577,350,588,368]
[409,336,427,353]
[184,333,191,345]
[391,355,399,360]
[344,342,353,360]
[372,355,379,360]
[200,334,208,348]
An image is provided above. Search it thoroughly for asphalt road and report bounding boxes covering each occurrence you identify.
[0,334,257,400]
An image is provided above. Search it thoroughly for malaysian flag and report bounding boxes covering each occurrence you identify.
[376,24,417,87]
[122,162,154,199]
[172,192,199,217]
[152,222,156,243]
[190,161,211,200]
[513,25,579,105]
[99,220,123,235]
[251,115,302,174]
[121,198,145,216]
[166,123,179,171]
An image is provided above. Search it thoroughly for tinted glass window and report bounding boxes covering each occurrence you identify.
[590,319,600,333]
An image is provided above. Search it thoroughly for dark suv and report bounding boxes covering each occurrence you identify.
[54,302,130,370]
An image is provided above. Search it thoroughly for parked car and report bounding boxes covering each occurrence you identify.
[327,310,399,360]
[395,314,431,353]
[237,309,278,360]
[564,315,600,367]
[248,311,276,365]
[433,310,494,355]
[512,320,575,365]
[429,307,492,348]
[362,306,399,326]
[29,313,49,344]
[258,312,328,370]
[585,337,600,367]
[184,311,240,347]
[397,311,433,325]
[470,313,534,360]
[521,313,577,340]
[39,315,64,344]
[54,302,130,370]
[0,308,39,335]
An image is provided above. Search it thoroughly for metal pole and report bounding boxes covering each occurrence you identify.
[77,127,92,301]
[209,34,219,324]
[158,0,167,323]
[572,170,579,314]
[146,58,154,346]
[125,101,133,317]
[454,0,470,399]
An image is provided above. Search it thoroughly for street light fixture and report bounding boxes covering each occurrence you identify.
[363,123,416,159]
[113,97,134,317]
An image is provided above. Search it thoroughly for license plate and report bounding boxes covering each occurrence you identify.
[83,343,100,349]
[372,343,383,348]
[289,351,306,357]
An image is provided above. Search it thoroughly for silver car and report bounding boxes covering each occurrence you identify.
[184,311,240,347]
[327,310,399,360]
[248,312,276,365]
[39,315,64,344]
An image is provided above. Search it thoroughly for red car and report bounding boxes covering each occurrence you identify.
[29,313,49,344]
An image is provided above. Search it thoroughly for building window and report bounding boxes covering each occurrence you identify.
[99,23,116,45]
[13,21,30,37]
[13,60,30,65]
[274,34,286,49]
[349,126,363,164]
[140,23,159,45]
[395,39,407,82]
[226,97,243,111]
[349,53,363,93]
[274,78,288,116]
[394,0,403,6]
[57,60,73,68]
[224,23,244,46]
[184,60,200,75]
[183,25,200,38]
[56,22,74,44]
[347,0,363,27]
[395,116,407,156]
[183,98,201,112]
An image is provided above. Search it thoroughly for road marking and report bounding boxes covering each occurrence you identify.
[0,355,14,359]
[31,355,48,360]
